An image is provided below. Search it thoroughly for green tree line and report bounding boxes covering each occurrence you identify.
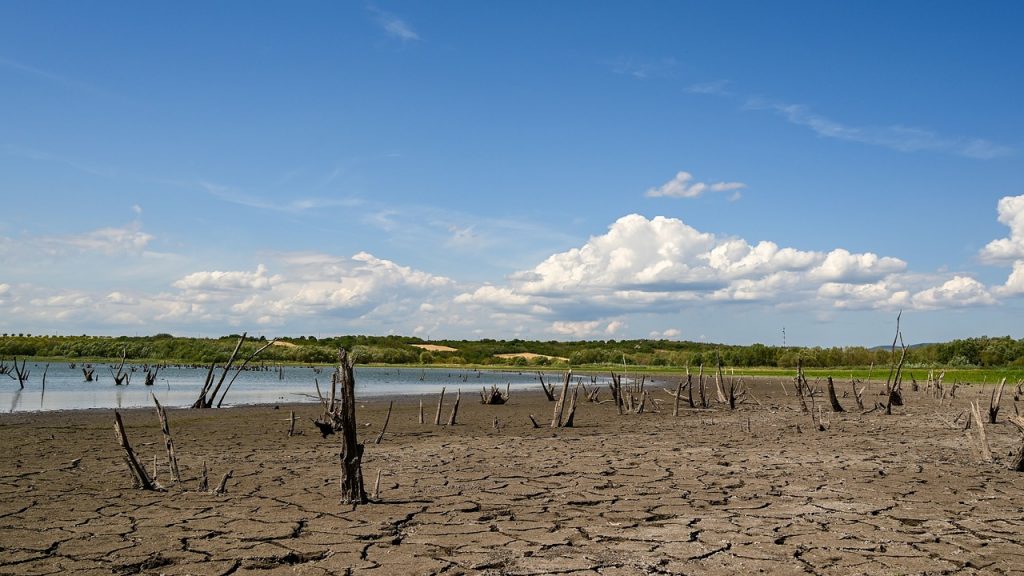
[3,333,1024,369]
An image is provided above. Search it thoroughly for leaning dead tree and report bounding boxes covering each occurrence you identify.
[113,411,160,491]
[1009,415,1024,472]
[152,395,181,483]
[713,354,728,404]
[191,333,276,408]
[447,389,462,426]
[536,372,556,401]
[337,349,368,505]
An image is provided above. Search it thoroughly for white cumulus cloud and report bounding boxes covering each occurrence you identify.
[980,194,1024,263]
[645,171,746,199]
[911,276,996,309]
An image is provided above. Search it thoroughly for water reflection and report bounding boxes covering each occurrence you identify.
[0,365,580,413]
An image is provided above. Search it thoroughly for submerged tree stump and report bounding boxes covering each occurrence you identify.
[337,349,368,505]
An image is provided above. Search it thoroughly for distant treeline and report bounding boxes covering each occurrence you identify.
[2,333,1024,369]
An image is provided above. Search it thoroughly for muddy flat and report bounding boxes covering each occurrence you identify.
[1,378,1022,575]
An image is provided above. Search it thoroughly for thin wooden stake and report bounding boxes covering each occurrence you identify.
[446,390,461,426]
[434,387,446,426]
[375,400,393,444]
[989,378,1007,424]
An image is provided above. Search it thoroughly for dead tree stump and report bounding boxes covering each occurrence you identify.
[434,387,446,426]
[826,376,845,413]
[447,390,461,426]
[337,349,368,505]
[551,371,572,427]
[563,382,581,427]
[989,378,1006,424]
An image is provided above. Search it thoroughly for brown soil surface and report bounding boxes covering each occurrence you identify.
[2,377,1023,575]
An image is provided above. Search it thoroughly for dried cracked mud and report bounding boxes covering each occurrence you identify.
[2,378,1023,575]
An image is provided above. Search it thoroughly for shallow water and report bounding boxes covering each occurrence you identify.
[0,363,582,412]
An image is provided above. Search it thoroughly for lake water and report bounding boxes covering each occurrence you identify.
[1,362,594,413]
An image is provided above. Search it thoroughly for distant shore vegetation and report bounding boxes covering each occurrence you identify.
[3,332,1024,372]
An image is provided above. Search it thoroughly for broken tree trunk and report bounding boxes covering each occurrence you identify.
[989,378,1006,424]
[563,381,581,427]
[698,364,708,409]
[714,357,728,404]
[969,401,993,463]
[1009,415,1024,472]
[686,367,695,409]
[826,376,845,413]
[152,395,181,483]
[851,376,865,410]
[447,390,461,426]
[214,470,233,494]
[673,372,684,416]
[113,411,159,490]
[480,384,509,405]
[610,372,624,415]
[434,387,446,426]
[795,360,809,413]
[337,349,368,505]
[551,371,572,427]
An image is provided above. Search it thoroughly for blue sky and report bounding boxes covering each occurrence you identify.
[2,1,1023,346]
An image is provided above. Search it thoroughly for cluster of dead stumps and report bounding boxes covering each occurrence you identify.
[111,338,1024,513]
